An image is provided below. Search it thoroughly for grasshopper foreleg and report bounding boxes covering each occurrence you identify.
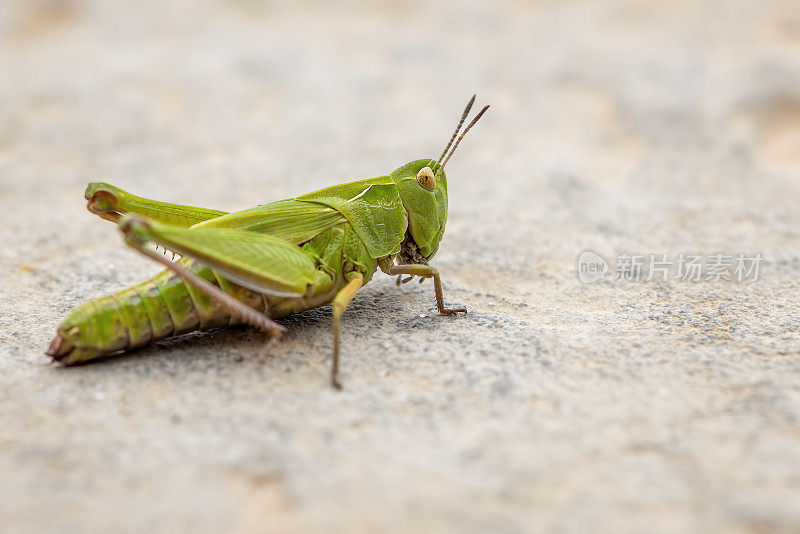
[387,264,466,316]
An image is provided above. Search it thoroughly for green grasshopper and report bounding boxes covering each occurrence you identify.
[47,96,489,388]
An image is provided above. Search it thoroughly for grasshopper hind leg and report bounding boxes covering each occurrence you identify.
[114,214,336,361]
[85,182,228,226]
[125,233,287,340]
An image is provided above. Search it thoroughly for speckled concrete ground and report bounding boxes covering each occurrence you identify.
[1,1,800,532]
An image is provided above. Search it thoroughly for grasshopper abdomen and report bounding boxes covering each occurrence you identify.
[47,259,265,364]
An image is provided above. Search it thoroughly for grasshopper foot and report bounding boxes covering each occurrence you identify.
[439,306,467,316]
[331,374,343,390]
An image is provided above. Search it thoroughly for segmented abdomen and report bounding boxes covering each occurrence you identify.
[49,259,266,364]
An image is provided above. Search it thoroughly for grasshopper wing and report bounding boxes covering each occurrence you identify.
[86,183,348,248]
[122,216,333,297]
[197,199,346,246]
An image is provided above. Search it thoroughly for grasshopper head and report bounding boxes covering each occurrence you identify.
[390,159,448,261]
[390,96,489,262]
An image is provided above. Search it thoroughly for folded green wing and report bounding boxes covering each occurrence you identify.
[125,217,332,297]
[197,199,346,245]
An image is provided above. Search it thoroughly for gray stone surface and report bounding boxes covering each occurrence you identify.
[2,0,800,532]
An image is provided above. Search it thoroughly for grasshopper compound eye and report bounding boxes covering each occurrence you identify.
[416,166,436,191]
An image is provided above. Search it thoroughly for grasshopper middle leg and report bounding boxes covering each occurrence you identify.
[330,273,364,389]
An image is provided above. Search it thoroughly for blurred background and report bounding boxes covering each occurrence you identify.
[1,1,800,532]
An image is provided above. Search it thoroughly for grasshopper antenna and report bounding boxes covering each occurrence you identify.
[438,104,490,173]
[437,94,476,164]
